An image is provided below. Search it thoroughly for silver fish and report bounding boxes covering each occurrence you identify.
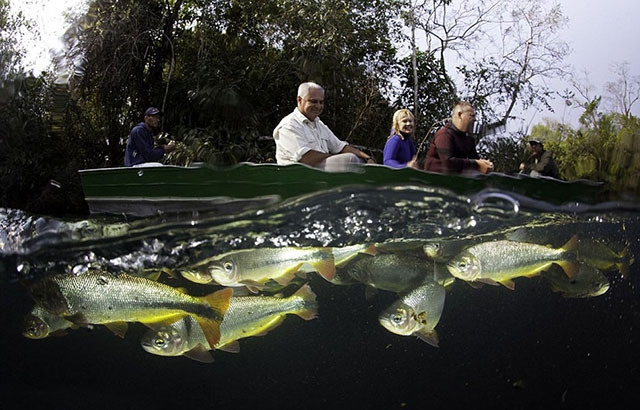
[181,247,335,292]
[28,270,231,348]
[343,253,453,293]
[141,283,318,362]
[378,280,446,347]
[446,235,579,290]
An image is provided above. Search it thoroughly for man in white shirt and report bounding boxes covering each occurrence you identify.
[273,82,375,171]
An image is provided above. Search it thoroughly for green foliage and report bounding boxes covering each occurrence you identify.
[1,0,639,215]
[0,74,88,215]
[526,107,640,198]
[395,51,458,146]
[0,0,29,78]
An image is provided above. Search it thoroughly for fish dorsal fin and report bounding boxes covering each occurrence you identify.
[217,340,240,353]
[184,344,215,363]
[104,321,129,338]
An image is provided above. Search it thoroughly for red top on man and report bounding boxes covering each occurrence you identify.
[423,101,493,174]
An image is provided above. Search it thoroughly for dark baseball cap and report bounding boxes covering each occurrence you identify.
[144,107,163,116]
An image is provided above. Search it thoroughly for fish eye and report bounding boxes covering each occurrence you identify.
[457,256,472,270]
[391,309,407,324]
[223,261,234,273]
[154,337,167,347]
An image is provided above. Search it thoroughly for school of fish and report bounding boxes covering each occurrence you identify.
[22,234,633,362]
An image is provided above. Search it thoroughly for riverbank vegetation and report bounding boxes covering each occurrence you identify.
[1,0,639,215]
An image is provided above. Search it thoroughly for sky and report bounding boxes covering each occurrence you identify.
[534,0,640,126]
[12,0,640,128]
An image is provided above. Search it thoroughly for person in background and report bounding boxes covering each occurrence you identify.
[125,107,175,167]
[273,82,375,171]
[519,137,560,178]
[383,109,419,169]
[423,101,493,174]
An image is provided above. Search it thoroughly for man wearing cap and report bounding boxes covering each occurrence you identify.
[124,107,176,167]
[519,137,560,179]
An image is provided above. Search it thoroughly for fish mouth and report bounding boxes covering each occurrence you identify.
[180,270,214,284]
[590,282,610,297]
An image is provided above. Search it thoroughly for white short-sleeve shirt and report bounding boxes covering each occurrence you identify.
[273,108,348,165]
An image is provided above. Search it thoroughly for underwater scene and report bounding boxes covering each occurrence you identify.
[1,183,639,410]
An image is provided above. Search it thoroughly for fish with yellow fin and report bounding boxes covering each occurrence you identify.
[141,284,318,363]
[181,247,336,292]
[378,280,446,347]
[28,270,231,348]
[446,235,580,290]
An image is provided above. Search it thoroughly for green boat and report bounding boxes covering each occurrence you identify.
[78,162,606,217]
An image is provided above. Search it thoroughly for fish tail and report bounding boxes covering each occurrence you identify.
[195,316,222,349]
[194,288,232,348]
[617,246,633,279]
[363,244,378,256]
[292,283,318,321]
[561,234,579,253]
[556,259,579,279]
[201,287,233,322]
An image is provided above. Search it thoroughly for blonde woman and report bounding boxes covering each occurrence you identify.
[383,109,419,169]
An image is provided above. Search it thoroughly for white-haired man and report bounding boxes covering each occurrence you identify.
[273,82,374,171]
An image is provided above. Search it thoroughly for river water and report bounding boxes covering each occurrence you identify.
[1,184,639,410]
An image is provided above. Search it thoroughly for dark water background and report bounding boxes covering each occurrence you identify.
[1,184,639,410]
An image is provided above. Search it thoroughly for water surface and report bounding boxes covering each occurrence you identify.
[1,184,638,410]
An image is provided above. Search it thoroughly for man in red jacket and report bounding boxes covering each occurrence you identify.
[423,101,493,174]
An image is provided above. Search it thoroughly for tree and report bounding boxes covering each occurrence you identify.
[403,0,569,131]
[394,50,457,152]
[604,61,640,119]
[0,0,28,79]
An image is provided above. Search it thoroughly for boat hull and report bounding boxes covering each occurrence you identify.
[79,163,605,217]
